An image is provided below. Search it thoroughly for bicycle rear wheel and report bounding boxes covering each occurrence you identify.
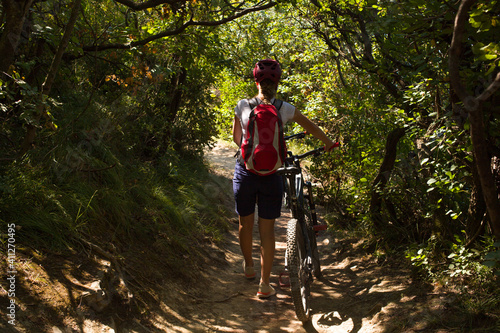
[286,219,311,323]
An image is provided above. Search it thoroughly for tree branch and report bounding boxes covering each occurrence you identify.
[449,0,476,104]
[67,1,276,56]
[334,57,347,88]
[478,72,500,103]
[370,127,406,231]
[114,0,178,11]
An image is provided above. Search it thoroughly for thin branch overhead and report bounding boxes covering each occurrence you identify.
[114,0,187,11]
[71,0,276,55]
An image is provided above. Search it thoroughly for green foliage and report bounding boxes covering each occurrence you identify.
[212,68,255,141]
[0,162,74,247]
[0,125,230,251]
[469,1,500,75]
[446,235,490,280]
[0,71,61,160]
[0,25,230,253]
[406,233,497,288]
[406,235,442,280]
[1,0,499,319]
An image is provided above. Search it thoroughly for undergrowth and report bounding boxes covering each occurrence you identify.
[0,84,230,274]
[324,212,500,330]
[0,151,230,255]
[403,233,500,329]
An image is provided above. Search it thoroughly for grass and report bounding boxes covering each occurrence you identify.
[0,136,231,263]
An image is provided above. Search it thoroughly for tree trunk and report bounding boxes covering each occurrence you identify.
[466,159,487,240]
[468,104,500,238]
[167,65,186,150]
[0,0,34,73]
[19,0,82,156]
[449,0,500,239]
[168,67,186,123]
[370,127,406,231]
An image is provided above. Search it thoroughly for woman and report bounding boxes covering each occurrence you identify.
[232,59,336,298]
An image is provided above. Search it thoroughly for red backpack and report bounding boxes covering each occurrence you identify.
[240,98,286,176]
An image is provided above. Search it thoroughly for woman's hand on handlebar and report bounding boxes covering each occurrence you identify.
[324,141,340,152]
[285,132,340,152]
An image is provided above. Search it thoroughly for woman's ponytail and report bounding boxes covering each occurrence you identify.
[258,79,277,104]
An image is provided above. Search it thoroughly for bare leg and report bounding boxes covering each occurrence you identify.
[239,213,255,268]
[258,217,276,285]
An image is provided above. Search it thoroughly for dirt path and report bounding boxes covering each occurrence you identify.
[0,141,467,333]
[185,141,452,333]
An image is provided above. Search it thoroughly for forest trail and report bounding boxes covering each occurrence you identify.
[184,141,457,333]
[0,141,465,333]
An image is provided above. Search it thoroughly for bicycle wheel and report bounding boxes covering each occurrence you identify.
[304,186,322,278]
[286,219,311,323]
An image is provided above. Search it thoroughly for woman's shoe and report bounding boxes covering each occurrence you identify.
[243,261,256,279]
[257,283,276,299]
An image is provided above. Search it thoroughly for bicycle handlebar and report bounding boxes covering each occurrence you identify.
[295,146,325,160]
[284,132,340,162]
[278,142,339,175]
[284,132,307,141]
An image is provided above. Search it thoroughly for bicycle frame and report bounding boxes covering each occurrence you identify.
[281,133,325,226]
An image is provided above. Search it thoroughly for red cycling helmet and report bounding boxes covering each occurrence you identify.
[253,59,282,84]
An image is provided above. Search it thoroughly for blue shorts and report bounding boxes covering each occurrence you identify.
[233,162,283,219]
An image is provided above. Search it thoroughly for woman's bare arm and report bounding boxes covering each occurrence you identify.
[232,116,242,147]
[292,108,335,150]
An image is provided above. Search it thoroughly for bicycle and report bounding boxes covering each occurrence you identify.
[277,132,338,323]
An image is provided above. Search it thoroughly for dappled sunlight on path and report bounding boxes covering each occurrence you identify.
[184,140,459,333]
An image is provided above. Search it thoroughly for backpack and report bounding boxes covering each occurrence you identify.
[240,98,286,176]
